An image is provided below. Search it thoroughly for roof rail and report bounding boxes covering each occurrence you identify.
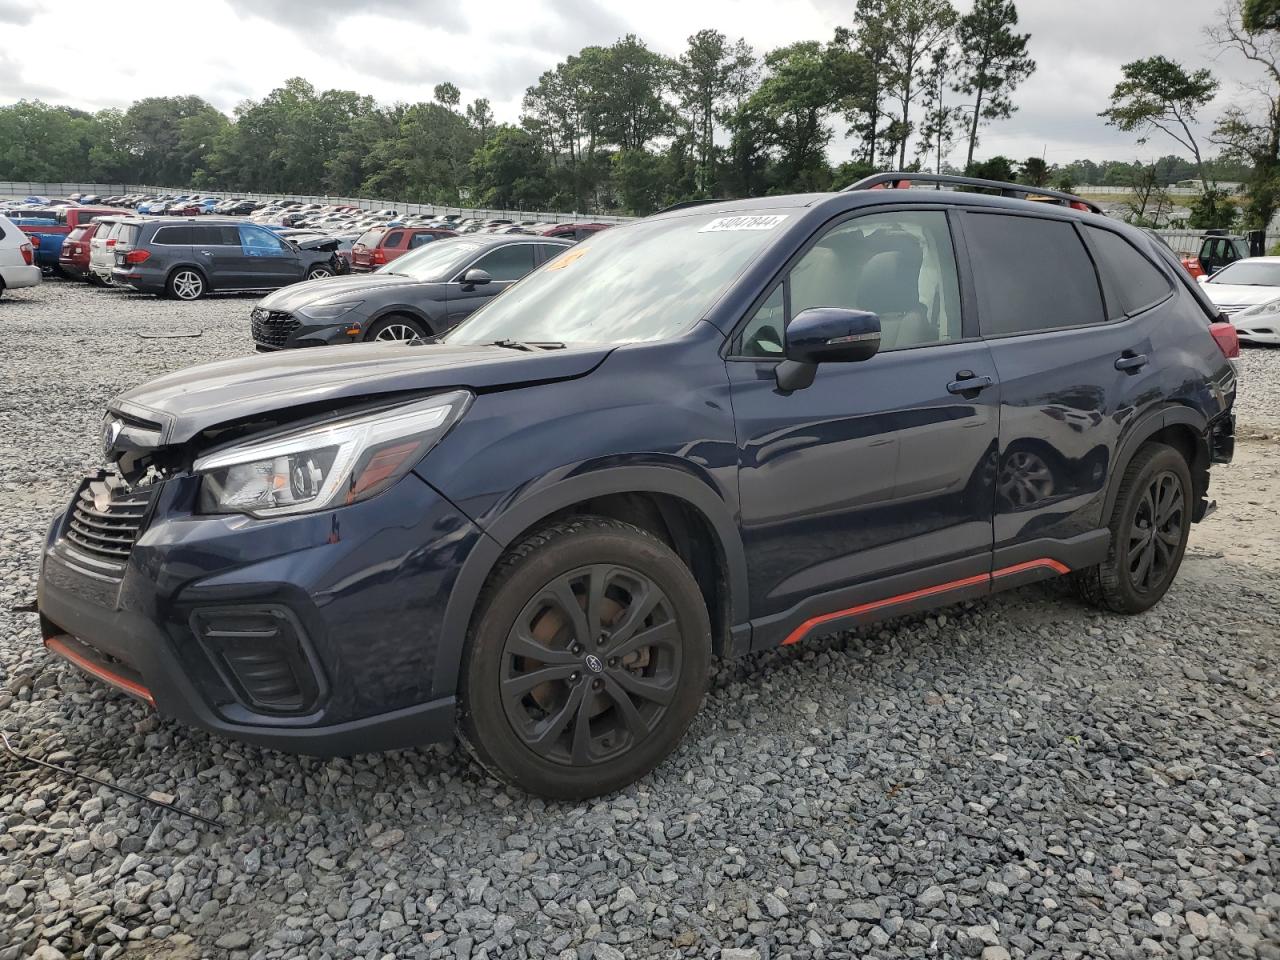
[842,172,1104,215]
[654,198,727,215]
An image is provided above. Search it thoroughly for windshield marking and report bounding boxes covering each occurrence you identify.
[699,214,789,233]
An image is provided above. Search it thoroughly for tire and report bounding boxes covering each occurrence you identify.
[1072,442,1193,614]
[458,517,712,800]
[165,267,206,301]
[305,265,333,281]
[364,314,430,344]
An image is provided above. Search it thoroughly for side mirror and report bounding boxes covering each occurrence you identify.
[462,267,492,288]
[776,307,881,391]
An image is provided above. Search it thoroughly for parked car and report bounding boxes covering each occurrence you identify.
[36,174,1238,799]
[350,226,459,272]
[1197,256,1280,344]
[57,222,102,281]
[251,235,568,349]
[1180,232,1251,278]
[89,217,142,286]
[111,218,343,300]
[539,221,612,241]
[15,206,118,274]
[0,214,40,297]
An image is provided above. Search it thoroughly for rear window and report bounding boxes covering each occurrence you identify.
[192,225,240,245]
[965,213,1105,336]
[66,226,90,242]
[115,224,140,246]
[355,228,386,247]
[1085,226,1175,319]
[152,226,193,245]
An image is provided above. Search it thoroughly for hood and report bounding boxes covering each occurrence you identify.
[257,273,423,312]
[111,341,612,446]
[1202,282,1280,308]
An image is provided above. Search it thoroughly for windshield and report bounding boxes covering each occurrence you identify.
[381,237,483,280]
[444,211,791,345]
[1209,261,1280,286]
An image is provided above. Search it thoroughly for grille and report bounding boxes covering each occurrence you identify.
[1217,304,1248,316]
[64,476,156,572]
[251,308,298,349]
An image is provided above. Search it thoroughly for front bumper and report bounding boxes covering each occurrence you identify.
[251,307,360,351]
[37,470,480,756]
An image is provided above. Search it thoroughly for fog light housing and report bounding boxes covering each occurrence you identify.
[190,606,326,715]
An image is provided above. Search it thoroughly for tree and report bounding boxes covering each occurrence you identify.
[466,98,495,143]
[1100,55,1218,184]
[966,155,1015,181]
[1244,0,1280,31]
[678,30,756,195]
[1018,155,1049,186]
[953,0,1035,170]
[471,125,553,208]
[1209,0,1280,229]
[433,82,461,110]
[1123,163,1172,227]
[836,0,893,166]
[121,95,229,184]
[916,42,959,172]
[879,0,959,168]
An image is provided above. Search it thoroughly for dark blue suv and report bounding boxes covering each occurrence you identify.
[36,175,1239,798]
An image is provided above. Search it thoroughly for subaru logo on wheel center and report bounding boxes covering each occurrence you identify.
[584,654,604,674]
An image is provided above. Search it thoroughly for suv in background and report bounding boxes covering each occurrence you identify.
[37,174,1237,799]
[350,226,459,272]
[1181,232,1252,278]
[0,214,40,297]
[90,218,142,287]
[112,218,343,300]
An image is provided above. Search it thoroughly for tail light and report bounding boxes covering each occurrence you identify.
[123,249,151,265]
[370,248,388,265]
[1210,320,1240,359]
[106,238,117,247]
[19,242,33,265]
[29,235,39,248]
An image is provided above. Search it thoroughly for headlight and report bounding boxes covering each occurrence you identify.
[301,300,363,321]
[1238,298,1280,317]
[194,391,470,517]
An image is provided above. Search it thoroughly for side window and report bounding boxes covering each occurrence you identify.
[965,214,1105,336]
[1085,226,1174,318]
[736,285,786,358]
[788,210,962,352]
[240,225,287,257]
[152,226,193,245]
[536,243,569,263]
[470,244,536,282]
[408,232,435,250]
[383,231,405,249]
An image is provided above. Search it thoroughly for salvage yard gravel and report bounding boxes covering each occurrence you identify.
[1,281,1278,959]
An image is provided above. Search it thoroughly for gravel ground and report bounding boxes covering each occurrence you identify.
[0,280,1277,960]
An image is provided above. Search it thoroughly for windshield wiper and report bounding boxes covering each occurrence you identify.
[490,339,566,351]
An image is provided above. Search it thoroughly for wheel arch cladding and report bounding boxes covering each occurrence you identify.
[1105,404,1210,522]
[430,466,750,700]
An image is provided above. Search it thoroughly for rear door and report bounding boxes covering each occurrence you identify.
[444,242,536,326]
[963,211,1174,570]
[147,224,194,274]
[196,224,253,290]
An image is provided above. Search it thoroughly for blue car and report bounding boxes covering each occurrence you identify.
[36,173,1238,798]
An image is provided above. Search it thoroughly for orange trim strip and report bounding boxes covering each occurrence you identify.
[781,558,1069,647]
[44,635,155,707]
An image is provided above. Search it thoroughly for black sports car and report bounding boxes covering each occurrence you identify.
[250,235,572,350]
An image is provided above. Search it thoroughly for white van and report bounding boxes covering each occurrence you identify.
[0,215,40,297]
[90,217,142,286]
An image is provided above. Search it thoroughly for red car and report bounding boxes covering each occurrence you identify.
[57,222,102,281]
[538,222,612,241]
[350,226,457,271]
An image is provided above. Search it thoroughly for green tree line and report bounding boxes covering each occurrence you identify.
[0,0,1045,214]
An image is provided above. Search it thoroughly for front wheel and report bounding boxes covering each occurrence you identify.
[365,315,429,344]
[458,518,711,799]
[305,265,333,281]
[1072,442,1193,614]
[166,268,206,301]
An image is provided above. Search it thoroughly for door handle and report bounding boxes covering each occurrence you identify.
[947,374,993,395]
[199,250,212,256]
[1115,352,1148,372]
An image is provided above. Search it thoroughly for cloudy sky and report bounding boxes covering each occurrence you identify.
[0,0,1269,165]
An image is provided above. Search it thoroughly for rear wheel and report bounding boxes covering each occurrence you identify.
[166,268,206,301]
[305,264,333,281]
[458,518,711,799]
[365,314,429,344]
[1072,442,1192,614]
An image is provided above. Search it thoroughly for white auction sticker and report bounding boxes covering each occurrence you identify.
[699,214,789,233]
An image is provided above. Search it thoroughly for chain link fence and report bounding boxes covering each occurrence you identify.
[0,182,636,226]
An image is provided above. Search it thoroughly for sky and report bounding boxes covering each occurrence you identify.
[0,0,1270,167]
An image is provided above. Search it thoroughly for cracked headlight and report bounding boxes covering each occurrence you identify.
[195,391,470,517]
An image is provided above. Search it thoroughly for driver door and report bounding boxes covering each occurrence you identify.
[444,242,536,326]
[727,208,1000,646]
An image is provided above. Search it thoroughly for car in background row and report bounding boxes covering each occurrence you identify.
[0,215,40,297]
[1197,256,1280,345]
[8,206,119,274]
[1180,232,1252,279]
[251,235,571,349]
[112,219,345,300]
[350,226,458,272]
[58,222,103,282]
[89,217,142,286]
